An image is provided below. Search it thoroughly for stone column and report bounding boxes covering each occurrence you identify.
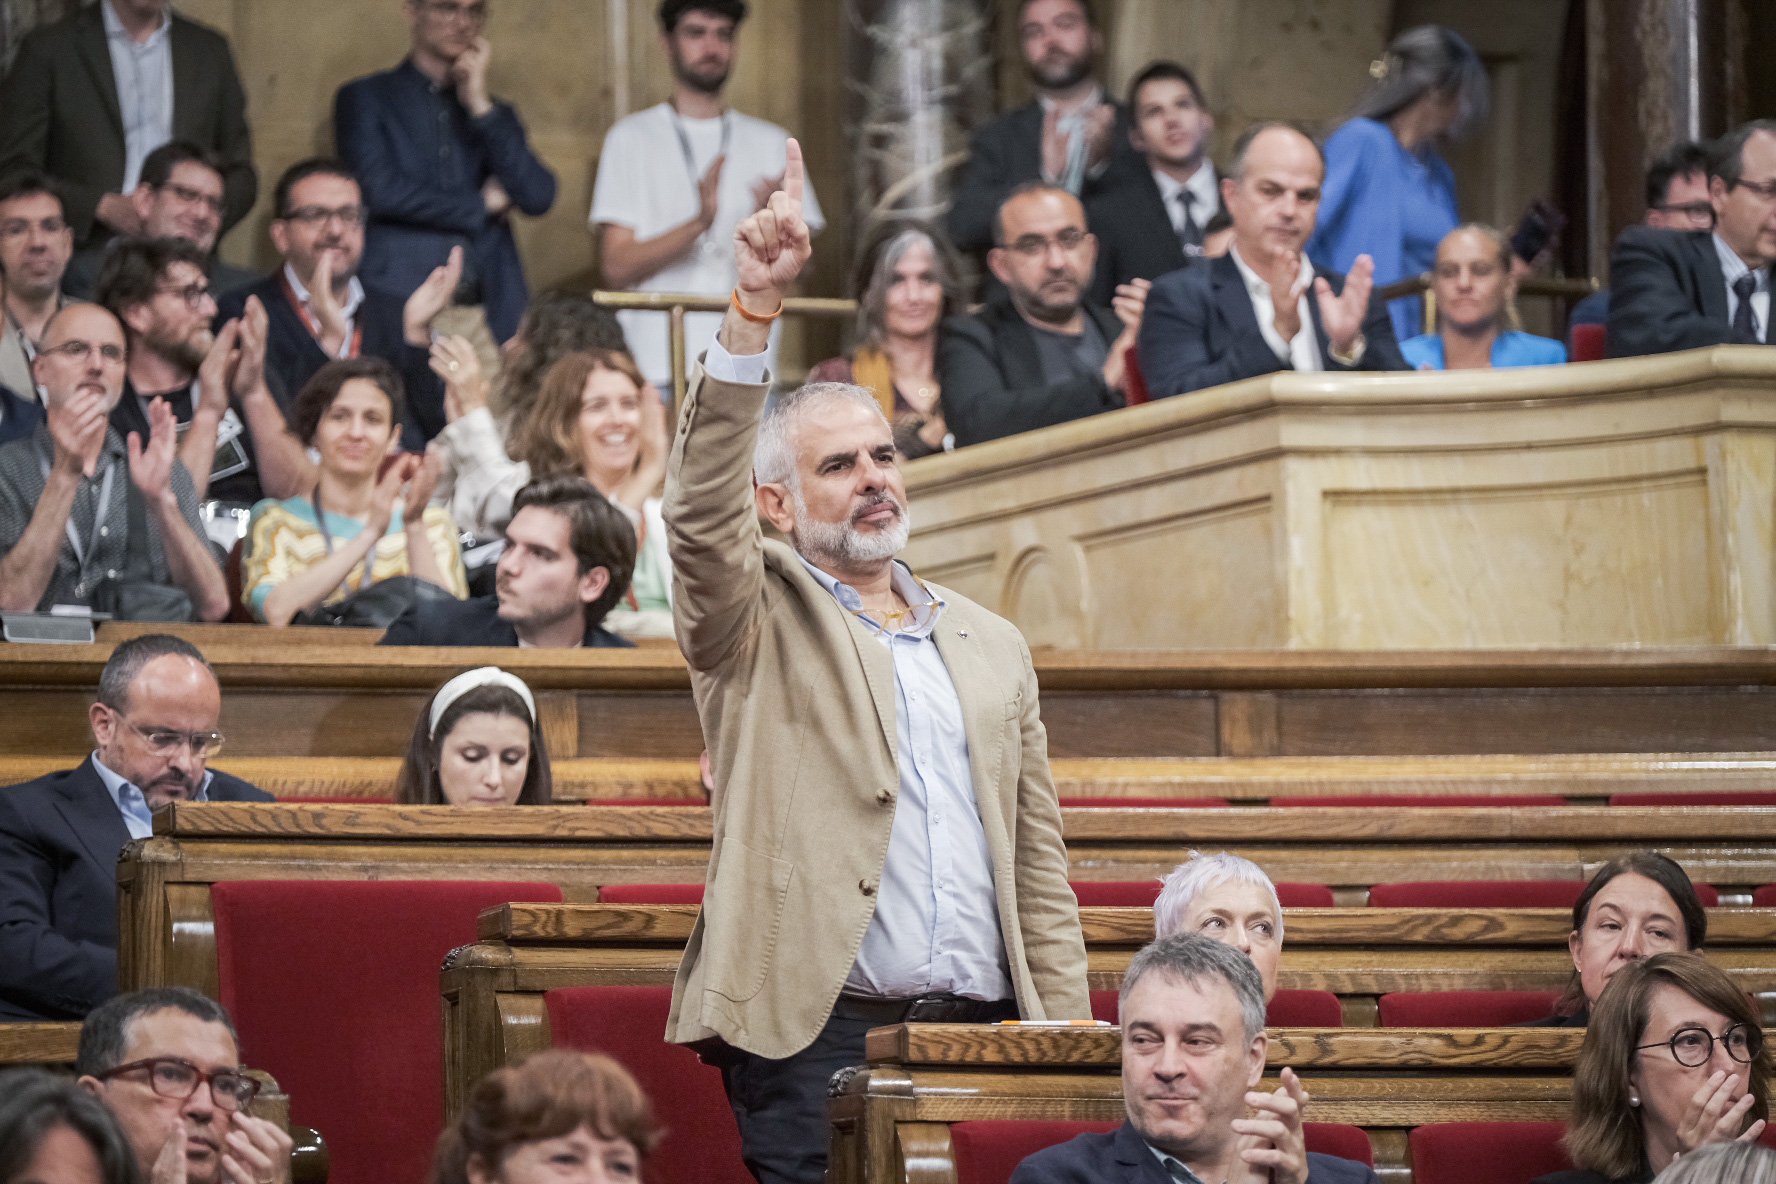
[845,0,995,260]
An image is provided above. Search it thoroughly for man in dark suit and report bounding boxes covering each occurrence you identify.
[0,0,255,254]
[1138,122,1406,400]
[1608,120,1776,359]
[939,183,1146,448]
[334,0,557,345]
[945,0,1140,264]
[214,159,458,451]
[1011,934,1378,1184]
[381,474,636,648]
[1567,140,1712,333]
[1086,60,1221,309]
[0,635,271,1022]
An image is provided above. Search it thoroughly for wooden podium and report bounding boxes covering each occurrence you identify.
[904,346,1776,649]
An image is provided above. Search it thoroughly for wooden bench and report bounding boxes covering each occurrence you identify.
[437,902,1776,1114]
[12,751,1776,805]
[828,1025,1583,1184]
[121,802,1776,1001]
[10,642,1776,759]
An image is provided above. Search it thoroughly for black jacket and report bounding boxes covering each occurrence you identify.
[1607,225,1772,358]
[379,593,634,649]
[1085,167,1220,308]
[938,299,1127,448]
[0,757,270,1020]
[1010,1120,1379,1184]
[1136,252,1408,399]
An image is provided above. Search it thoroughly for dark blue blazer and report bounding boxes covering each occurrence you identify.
[0,384,43,448]
[1606,225,1771,358]
[216,273,446,451]
[1010,1120,1379,1184]
[1136,252,1408,399]
[0,757,271,1021]
[378,593,634,649]
[334,60,557,344]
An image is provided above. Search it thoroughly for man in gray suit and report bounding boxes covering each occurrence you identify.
[0,0,256,254]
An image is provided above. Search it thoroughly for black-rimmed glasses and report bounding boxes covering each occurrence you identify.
[94,1058,260,1111]
[1637,1023,1761,1067]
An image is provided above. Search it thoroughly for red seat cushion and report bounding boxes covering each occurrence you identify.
[212,880,561,1184]
[1380,991,1562,1027]
[1058,796,1229,808]
[582,798,705,806]
[950,1120,1370,1184]
[1611,791,1776,806]
[598,883,706,904]
[1071,881,1161,907]
[1757,886,1776,907]
[1275,794,1566,808]
[545,987,749,1184]
[1090,988,1342,1027]
[1409,1121,1570,1184]
[1122,344,1149,406]
[1369,880,1587,908]
[1276,883,1335,907]
[1569,323,1606,362]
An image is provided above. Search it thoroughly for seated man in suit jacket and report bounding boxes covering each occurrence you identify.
[213,159,457,452]
[1138,122,1407,400]
[1012,934,1377,1184]
[939,183,1147,448]
[1608,120,1776,358]
[0,635,271,1022]
[380,474,636,648]
[1086,60,1222,309]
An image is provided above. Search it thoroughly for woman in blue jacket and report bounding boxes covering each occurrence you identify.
[1402,225,1567,370]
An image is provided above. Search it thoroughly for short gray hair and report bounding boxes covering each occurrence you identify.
[1349,24,1489,141]
[1122,933,1267,1042]
[752,381,889,487]
[1153,850,1284,943]
[1709,120,1776,187]
[1655,1143,1776,1184]
[97,634,212,712]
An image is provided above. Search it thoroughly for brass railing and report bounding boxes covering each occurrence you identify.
[593,290,858,407]
[1376,274,1601,336]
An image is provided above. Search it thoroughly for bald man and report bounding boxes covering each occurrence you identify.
[0,302,227,618]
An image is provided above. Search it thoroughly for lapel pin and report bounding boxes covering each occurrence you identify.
[956,628,970,638]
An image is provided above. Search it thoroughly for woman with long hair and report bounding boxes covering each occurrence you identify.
[396,667,553,806]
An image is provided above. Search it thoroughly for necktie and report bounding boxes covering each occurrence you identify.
[1177,191,1203,257]
[1732,272,1762,343]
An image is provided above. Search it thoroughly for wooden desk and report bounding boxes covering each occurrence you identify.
[828,1025,1585,1184]
[0,1022,80,1067]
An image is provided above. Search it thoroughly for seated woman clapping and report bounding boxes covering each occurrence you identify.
[397,667,552,806]
[1401,224,1568,370]
[1534,953,1768,1184]
[241,358,467,626]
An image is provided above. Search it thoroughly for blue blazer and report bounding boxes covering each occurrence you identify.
[1400,330,1568,370]
[334,60,557,344]
[0,757,271,1020]
[1009,1120,1380,1184]
[1136,252,1408,400]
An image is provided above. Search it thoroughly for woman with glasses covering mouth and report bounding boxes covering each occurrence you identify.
[1533,953,1769,1184]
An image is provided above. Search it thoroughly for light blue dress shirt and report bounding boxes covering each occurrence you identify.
[101,0,174,195]
[1400,330,1568,370]
[91,753,212,840]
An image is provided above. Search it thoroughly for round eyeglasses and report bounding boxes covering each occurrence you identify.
[1637,1023,1761,1068]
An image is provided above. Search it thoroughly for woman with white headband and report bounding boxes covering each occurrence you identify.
[394,667,553,806]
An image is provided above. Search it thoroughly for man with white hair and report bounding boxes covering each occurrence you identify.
[662,138,1089,1184]
[1154,850,1285,1001]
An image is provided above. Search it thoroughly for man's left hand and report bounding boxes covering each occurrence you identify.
[127,398,180,509]
[1313,254,1374,359]
[197,320,242,418]
[452,36,494,117]
[219,1112,294,1184]
[404,246,464,345]
[1231,1066,1311,1184]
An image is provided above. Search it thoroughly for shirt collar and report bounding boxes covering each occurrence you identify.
[91,751,213,810]
[1152,163,1217,210]
[1039,84,1106,121]
[1229,243,1311,302]
[1145,1144,1207,1184]
[282,263,365,321]
[102,0,172,48]
[795,554,946,639]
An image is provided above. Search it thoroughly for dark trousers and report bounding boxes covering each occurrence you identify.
[719,1009,876,1184]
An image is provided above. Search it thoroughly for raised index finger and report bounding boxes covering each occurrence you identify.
[781,138,805,207]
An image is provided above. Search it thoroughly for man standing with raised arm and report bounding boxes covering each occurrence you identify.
[664,141,1089,1184]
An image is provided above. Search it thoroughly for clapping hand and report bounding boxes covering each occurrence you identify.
[126,398,179,507]
[404,246,464,345]
[428,334,488,422]
[1313,253,1374,359]
[219,1113,293,1184]
[48,390,108,478]
[1229,1067,1311,1184]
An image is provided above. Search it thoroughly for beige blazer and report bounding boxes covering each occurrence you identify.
[662,366,1090,1059]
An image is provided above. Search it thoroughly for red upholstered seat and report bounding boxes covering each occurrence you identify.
[1275,794,1565,808]
[950,1120,1370,1184]
[1123,344,1149,406]
[598,882,706,904]
[212,880,562,1184]
[1276,883,1336,907]
[274,796,394,805]
[1089,988,1342,1027]
[582,798,705,806]
[1409,1121,1570,1184]
[1379,990,1562,1027]
[1757,886,1776,907]
[545,987,749,1184]
[1610,791,1776,806]
[1072,881,1161,907]
[1369,880,1587,908]
[1058,796,1230,808]
[1570,322,1606,362]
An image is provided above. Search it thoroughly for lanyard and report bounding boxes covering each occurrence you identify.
[38,448,117,575]
[309,490,375,596]
[279,272,363,359]
[5,294,62,367]
[670,110,731,203]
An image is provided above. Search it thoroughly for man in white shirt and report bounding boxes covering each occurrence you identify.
[590,0,824,389]
[1136,121,1407,399]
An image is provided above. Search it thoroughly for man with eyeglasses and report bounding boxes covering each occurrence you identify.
[67,143,257,302]
[938,181,1144,448]
[76,987,290,1184]
[0,303,228,620]
[0,169,77,408]
[216,158,458,451]
[0,637,270,1021]
[97,238,313,532]
[335,0,556,347]
[1610,121,1776,358]
[1568,141,1711,334]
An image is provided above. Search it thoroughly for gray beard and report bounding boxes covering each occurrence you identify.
[792,490,910,572]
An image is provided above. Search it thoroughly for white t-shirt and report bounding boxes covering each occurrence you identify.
[590,103,825,386]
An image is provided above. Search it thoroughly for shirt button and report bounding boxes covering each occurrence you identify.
[859,879,876,896]
[99,527,109,537]
[107,569,118,578]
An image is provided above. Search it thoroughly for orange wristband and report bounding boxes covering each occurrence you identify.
[731,288,783,323]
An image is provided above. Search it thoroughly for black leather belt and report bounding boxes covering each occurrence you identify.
[832,991,1018,1024]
